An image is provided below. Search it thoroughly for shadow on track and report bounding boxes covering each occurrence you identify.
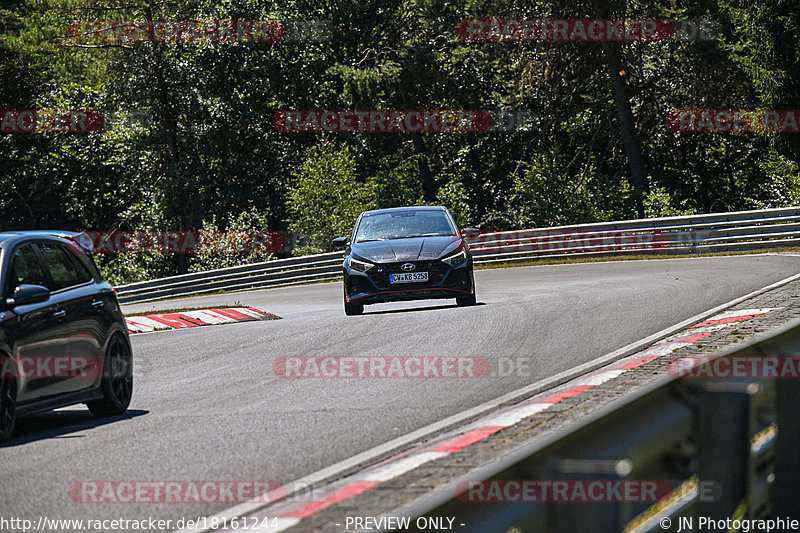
[1,409,148,447]
[364,302,485,315]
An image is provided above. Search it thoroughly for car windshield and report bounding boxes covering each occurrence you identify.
[355,210,457,242]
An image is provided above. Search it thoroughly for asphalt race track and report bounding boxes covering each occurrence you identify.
[3,254,800,529]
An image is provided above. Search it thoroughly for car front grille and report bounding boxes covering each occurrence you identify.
[370,260,448,289]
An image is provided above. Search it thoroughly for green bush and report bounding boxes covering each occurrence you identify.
[287,140,375,254]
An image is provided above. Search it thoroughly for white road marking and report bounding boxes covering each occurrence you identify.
[360,452,449,482]
[479,402,550,427]
[581,369,628,386]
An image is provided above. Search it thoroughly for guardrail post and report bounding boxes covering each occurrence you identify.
[695,381,756,520]
[772,378,800,518]
[545,459,629,533]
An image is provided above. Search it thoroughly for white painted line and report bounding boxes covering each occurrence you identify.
[664,323,732,337]
[359,452,449,483]
[700,307,780,321]
[125,316,165,333]
[127,307,275,334]
[640,307,783,352]
[236,308,269,319]
[479,402,550,428]
[638,341,696,357]
[182,310,235,324]
[580,369,628,386]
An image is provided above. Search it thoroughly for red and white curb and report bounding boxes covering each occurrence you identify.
[181,306,780,533]
[125,308,279,334]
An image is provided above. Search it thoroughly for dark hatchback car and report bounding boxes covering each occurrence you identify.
[334,206,480,315]
[0,231,133,441]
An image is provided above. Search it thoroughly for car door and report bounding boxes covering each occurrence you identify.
[37,241,104,395]
[4,243,73,403]
[63,242,113,393]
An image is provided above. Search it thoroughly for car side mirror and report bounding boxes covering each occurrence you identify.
[6,284,50,307]
[461,228,481,241]
[332,236,349,247]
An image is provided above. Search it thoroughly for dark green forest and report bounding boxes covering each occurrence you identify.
[1,0,799,284]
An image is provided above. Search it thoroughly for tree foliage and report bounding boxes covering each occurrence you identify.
[287,140,373,254]
[1,0,798,279]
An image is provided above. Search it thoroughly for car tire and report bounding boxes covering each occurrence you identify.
[344,294,363,316]
[87,334,133,417]
[456,293,477,306]
[0,360,16,442]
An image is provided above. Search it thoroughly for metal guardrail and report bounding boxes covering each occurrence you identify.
[468,205,800,264]
[116,251,343,304]
[384,318,800,533]
[115,207,800,304]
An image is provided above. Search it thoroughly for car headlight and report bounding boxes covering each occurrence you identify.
[348,256,374,272]
[441,249,467,266]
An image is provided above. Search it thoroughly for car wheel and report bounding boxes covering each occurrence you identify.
[344,293,363,316]
[0,362,16,442]
[87,334,133,417]
[456,293,477,307]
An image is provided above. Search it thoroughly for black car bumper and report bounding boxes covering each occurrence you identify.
[344,259,474,305]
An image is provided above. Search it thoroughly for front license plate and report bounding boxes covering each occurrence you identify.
[390,272,429,284]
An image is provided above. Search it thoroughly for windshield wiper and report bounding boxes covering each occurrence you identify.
[389,234,448,239]
[358,234,449,242]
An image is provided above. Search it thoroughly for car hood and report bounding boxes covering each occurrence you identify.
[351,236,462,263]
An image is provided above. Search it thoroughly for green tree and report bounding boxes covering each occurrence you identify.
[287,140,374,254]
[507,148,612,228]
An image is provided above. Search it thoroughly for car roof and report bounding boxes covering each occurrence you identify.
[0,230,93,252]
[361,206,448,216]
[0,230,85,237]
